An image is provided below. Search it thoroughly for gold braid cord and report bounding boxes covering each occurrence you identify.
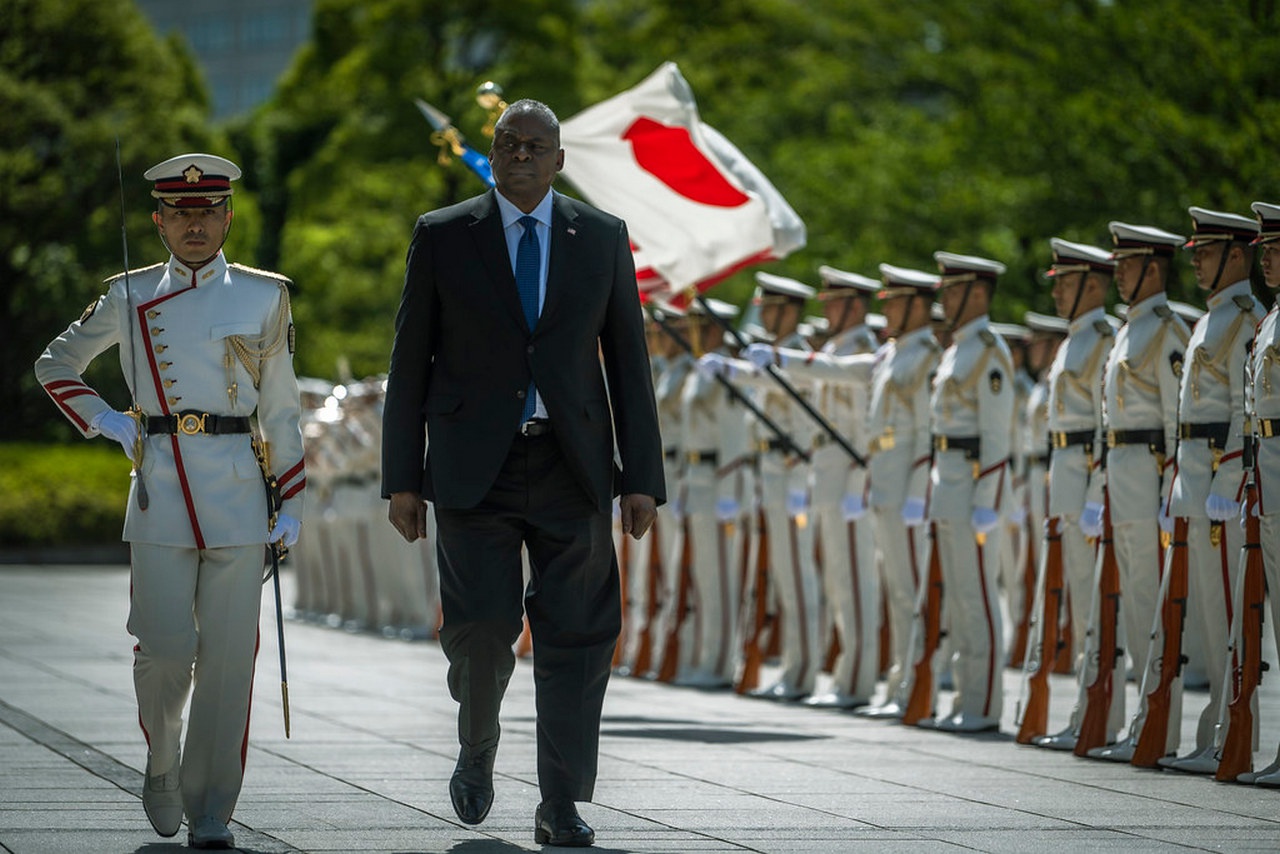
[225,281,292,405]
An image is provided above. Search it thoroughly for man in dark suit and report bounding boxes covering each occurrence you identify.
[382,98,664,847]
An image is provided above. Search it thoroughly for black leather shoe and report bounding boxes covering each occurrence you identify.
[534,798,595,847]
[449,744,496,825]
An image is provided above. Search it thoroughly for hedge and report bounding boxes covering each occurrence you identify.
[0,442,130,547]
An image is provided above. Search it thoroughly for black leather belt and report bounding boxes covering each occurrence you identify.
[1258,418,1280,439]
[1108,429,1166,453]
[933,434,980,459]
[663,447,680,460]
[1028,452,1050,468]
[686,449,719,465]
[1180,421,1230,447]
[148,411,251,435]
[519,419,552,437]
[1050,429,1094,450]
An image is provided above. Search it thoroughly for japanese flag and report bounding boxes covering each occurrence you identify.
[560,62,805,299]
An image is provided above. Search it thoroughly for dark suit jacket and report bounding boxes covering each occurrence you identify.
[382,189,665,513]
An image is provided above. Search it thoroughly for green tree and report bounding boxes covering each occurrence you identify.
[1,0,226,440]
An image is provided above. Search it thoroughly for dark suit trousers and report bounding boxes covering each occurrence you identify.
[433,431,620,802]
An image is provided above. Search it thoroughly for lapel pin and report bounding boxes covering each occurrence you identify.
[567,227,577,236]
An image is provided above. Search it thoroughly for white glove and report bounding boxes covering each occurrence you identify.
[971,506,999,535]
[901,497,926,527]
[1079,502,1104,538]
[1241,497,1260,530]
[1205,493,1239,522]
[269,512,301,547]
[841,492,866,521]
[1158,499,1174,533]
[744,342,776,370]
[715,497,741,522]
[696,352,728,378]
[670,495,685,521]
[1008,506,1028,525]
[92,410,139,463]
[786,489,809,517]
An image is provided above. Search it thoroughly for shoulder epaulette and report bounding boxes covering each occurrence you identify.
[978,329,996,346]
[103,262,164,285]
[1153,303,1173,320]
[229,262,294,287]
[1233,294,1256,312]
[1093,319,1115,337]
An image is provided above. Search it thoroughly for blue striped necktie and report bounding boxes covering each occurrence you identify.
[516,215,540,422]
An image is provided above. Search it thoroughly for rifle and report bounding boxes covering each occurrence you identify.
[735,507,769,694]
[1215,435,1267,781]
[1131,516,1190,767]
[1007,512,1038,669]
[1015,516,1065,744]
[631,518,662,677]
[655,516,694,682]
[1074,494,1122,756]
[901,522,943,726]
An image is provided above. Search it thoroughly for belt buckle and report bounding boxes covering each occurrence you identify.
[178,412,206,435]
[1264,419,1275,439]
[1106,430,1117,448]
[936,435,948,451]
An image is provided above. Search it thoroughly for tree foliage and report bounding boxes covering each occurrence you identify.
[7,0,1280,441]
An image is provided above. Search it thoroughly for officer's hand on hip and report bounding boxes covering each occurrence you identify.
[93,410,139,462]
[389,491,428,543]
[620,493,657,539]
[269,512,301,547]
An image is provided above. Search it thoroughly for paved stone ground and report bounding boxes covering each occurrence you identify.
[1,564,1278,854]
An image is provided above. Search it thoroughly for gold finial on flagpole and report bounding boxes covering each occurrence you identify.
[476,81,508,138]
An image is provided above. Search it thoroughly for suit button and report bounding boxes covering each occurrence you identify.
[516,389,526,399]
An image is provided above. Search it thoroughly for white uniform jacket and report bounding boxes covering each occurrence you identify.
[929,316,1015,521]
[1102,294,1189,523]
[1046,308,1115,516]
[1247,305,1280,514]
[36,253,306,548]
[1168,280,1264,517]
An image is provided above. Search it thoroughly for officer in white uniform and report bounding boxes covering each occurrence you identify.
[1087,222,1191,762]
[928,251,1015,732]
[35,154,304,850]
[1034,239,1119,750]
[678,298,747,687]
[992,321,1034,670]
[1240,201,1280,786]
[705,272,822,699]
[1161,207,1264,774]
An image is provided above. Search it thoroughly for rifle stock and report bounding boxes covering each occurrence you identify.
[901,522,943,726]
[1016,517,1065,744]
[1216,472,1266,780]
[1132,516,1189,767]
[735,508,768,694]
[1008,513,1038,669]
[631,518,662,677]
[1075,498,1121,755]
[656,517,693,682]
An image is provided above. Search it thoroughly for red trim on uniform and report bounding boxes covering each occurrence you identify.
[170,435,206,549]
[278,459,306,501]
[43,382,98,432]
[241,629,260,772]
[1218,450,1242,466]
[975,538,998,717]
[281,478,306,502]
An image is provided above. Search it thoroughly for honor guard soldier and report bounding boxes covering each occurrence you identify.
[1159,207,1264,774]
[35,153,305,849]
[678,297,748,687]
[771,266,880,707]
[857,264,942,718]
[1087,222,1191,762]
[707,272,822,699]
[1034,238,1119,750]
[928,251,1015,732]
[1239,201,1280,786]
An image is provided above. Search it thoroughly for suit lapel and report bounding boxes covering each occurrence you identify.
[467,190,529,332]
[540,195,580,329]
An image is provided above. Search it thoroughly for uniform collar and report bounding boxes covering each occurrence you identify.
[1124,291,1168,321]
[1067,305,1106,334]
[951,314,990,342]
[1205,278,1252,310]
[168,252,228,287]
[896,325,935,346]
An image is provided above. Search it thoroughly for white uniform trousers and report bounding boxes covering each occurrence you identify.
[1059,514,1094,665]
[872,508,925,705]
[760,462,821,693]
[685,465,741,682]
[1258,514,1280,766]
[129,542,264,824]
[814,502,879,699]
[933,518,1003,720]
[620,522,656,671]
[1112,518,1163,722]
[1121,536,1184,756]
[1183,516,1241,752]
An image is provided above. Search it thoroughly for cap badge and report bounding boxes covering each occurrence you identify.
[183,164,204,184]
